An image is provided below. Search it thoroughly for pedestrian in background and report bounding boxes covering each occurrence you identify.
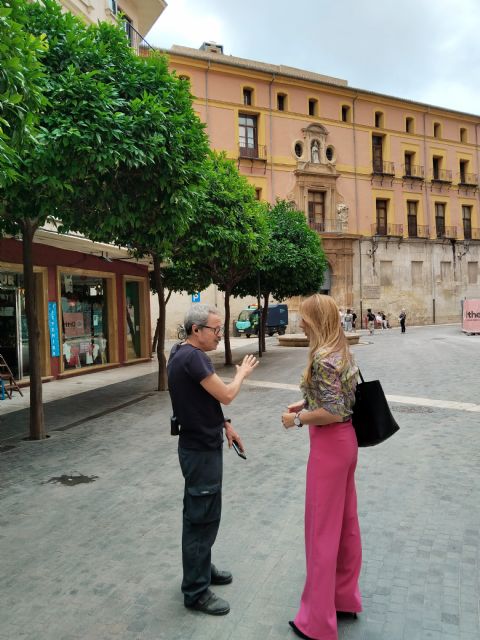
[281,294,362,640]
[366,308,375,335]
[399,309,407,333]
[343,308,353,332]
[167,305,258,616]
[352,310,357,331]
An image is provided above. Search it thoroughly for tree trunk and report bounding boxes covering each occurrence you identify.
[223,289,232,365]
[261,291,270,353]
[22,219,45,439]
[151,317,160,355]
[152,254,168,391]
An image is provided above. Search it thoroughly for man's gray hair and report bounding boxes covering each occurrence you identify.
[184,304,221,335]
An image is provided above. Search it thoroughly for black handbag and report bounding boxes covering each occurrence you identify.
[352,370,399,447]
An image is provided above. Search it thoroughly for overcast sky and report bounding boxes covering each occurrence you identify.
[146,0,480,116]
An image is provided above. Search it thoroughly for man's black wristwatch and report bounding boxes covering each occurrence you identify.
[223,417,231,425]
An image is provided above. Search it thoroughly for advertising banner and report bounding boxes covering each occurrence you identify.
[48,302,60,357]
[63,312,86,337]
[462,299,480,334]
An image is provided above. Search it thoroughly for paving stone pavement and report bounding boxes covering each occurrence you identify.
[0,325,479,640]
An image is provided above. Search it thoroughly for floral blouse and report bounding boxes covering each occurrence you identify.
[300,350,358,420]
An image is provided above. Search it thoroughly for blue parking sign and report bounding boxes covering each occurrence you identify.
[191,292,201,303]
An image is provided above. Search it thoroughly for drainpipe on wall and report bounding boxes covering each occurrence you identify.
[423,110,435,323]
[205,60,210,134]
[269,73,276,204]
[352,94,363,321]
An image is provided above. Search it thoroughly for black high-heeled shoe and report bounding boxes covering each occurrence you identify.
[288,620,315,640]
[336,611,358,619]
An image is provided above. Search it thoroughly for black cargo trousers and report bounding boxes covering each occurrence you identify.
[178,445,223,606]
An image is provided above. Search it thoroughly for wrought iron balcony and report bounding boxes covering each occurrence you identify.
[371,223,403,237]
[126,22,155,57]
[372,161,395,176]
[408,225,430,239]
[436,226,457,239]
[402,164,424,179]
[431,168,452,183]
[308,219,347,233]
[238,144,267,161]
[458,172,478,186]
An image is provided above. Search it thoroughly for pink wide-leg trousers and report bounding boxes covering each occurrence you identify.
[294,421,362,640]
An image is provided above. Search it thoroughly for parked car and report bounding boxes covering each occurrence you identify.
[235,304,288,337]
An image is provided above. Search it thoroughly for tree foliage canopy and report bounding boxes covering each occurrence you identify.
[233,199,327,300]
[0,0,46,188]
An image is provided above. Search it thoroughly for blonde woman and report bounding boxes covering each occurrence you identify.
[281,294,362,640]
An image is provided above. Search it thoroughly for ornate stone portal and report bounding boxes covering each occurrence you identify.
[289,123,356,307]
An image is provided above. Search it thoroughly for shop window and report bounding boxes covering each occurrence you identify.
[126,281,142,360]
[0,271,28,380]
[60,274,109,370]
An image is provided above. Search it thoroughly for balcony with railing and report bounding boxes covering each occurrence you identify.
[238,144,267,161]
[431,168,452,183]
[308,219,348,234]
[372,160,395,176]
[125,22,155,57]
[458,172,478,187]
[402,164,424,180]
[408,224,430,239]
[371,223,404,237]
[436,226,457,239]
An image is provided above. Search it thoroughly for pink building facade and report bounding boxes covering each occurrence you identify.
[164,43,480,326]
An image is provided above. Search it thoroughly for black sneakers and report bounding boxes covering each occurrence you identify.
[211,564,233,585]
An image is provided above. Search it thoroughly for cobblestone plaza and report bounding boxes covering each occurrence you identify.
[1,325,479,640]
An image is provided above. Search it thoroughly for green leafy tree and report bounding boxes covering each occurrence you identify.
[172,151,269,365]
[233,199,327,350]
[0,1,171,437]
[0,0,46,187]
[60,43,209,390]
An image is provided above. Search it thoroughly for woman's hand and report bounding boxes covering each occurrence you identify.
[287,400,305,413]
[281,411,297,429]
[236,354,259,379]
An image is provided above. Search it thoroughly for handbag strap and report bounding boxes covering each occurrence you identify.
[357,368,365,383]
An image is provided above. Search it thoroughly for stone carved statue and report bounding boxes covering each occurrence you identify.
[336,203,349,223]
[311,140,320,164]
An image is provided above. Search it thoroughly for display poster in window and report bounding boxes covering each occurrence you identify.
[48,302,60,357]
[63,274,73,294]
[63,312,86,337]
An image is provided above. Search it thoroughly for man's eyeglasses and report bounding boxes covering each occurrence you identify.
[199,324,225,337]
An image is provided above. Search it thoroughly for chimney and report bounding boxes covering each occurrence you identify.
[200,41,224,54]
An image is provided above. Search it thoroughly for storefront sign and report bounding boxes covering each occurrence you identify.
[462,299,480,333]
[63,312,86,337]
[48,302,60,357]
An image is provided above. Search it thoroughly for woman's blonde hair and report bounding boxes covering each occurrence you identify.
[300,294,352,383]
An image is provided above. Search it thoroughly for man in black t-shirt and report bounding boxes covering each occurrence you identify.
[167,304,258,616]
